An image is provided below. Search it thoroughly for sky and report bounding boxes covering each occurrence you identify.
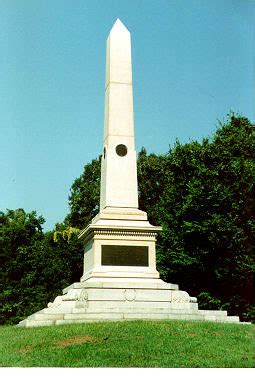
[0,0,254,231]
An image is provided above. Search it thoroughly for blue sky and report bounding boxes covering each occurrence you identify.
[0,0,254,231]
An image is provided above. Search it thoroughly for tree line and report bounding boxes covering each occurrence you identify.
[0,114,254,324]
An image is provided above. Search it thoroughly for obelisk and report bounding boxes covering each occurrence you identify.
[100,19,138,210]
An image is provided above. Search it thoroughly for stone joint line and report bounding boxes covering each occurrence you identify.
[105,81,132,90]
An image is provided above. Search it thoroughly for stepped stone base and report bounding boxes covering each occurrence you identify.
[17,277,241,327]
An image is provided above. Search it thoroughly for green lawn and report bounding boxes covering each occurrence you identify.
[0,320,254,367]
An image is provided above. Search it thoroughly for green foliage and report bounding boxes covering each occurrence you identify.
[53,226,80,242]
[66,156,101,228]
[155,115,255,321]
[137,147,168,225]
[0,209,44,324]
[196,292,224,310]
[0,210,83,324]
[0,321,254,367]
[243,304,255,323]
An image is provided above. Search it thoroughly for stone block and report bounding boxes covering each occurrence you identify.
[168,313,205,321]
[63,278,179,293]
[204,316,217,321]
[225,316,240,322]
[64,312,124,320]
[170,302,197,310]
[123,313,169,320]
[24,320,55,327]
[34,313,64,321]
[55,318,121,325]
[199,310,227,317]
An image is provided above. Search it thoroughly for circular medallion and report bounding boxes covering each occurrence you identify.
[116,144,128,157]
[124,289,136,301]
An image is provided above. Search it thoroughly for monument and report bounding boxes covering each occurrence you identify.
[18,19,240,327]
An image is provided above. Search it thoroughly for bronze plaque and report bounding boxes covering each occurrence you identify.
[116,144,128,157]
[101,245,149,266]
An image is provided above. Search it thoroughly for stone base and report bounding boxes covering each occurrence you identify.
[78,207,162,281]
[17,277,242,327]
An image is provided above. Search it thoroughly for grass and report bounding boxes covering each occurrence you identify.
[0,320,254,367]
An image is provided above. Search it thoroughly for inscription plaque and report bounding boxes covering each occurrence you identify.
[101,245,149,266]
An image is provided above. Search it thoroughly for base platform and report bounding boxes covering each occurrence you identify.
[17,277,241,327]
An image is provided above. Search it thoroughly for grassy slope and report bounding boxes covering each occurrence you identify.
[0,320,254,367]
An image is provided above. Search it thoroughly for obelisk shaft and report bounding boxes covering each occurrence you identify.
[100,19,138,211]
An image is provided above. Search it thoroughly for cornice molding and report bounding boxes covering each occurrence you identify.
[79,225,161,242]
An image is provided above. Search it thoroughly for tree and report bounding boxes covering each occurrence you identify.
[137,147,168,225]
[0,210,83,324]
[66,156,101,229]
[156,115,255,321]
[0,209,45,323]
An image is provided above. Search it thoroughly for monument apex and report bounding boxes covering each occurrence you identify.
[110,18,130,33]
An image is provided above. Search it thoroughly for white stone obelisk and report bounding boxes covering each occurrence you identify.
[100,19,138,210]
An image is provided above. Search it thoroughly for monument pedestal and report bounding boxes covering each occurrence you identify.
[18,208,240,327]
[79,207,160,281]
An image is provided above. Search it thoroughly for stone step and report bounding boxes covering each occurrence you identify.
[63,312,124,320]
[61,312,206,321]
[198,309,227,317]
[225,316,240,322]
[55,315,207,325]
[22,308,235,325]
[33,313,64,321]
[73,302,198,314]
[18,311,241,327]
[55,319,119,325]
[124,312,206,321]
[73,307,199,315]
[42,301,199,316]
[63,280,179,294]
[32,311,203,322]
[19,320,55,328]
